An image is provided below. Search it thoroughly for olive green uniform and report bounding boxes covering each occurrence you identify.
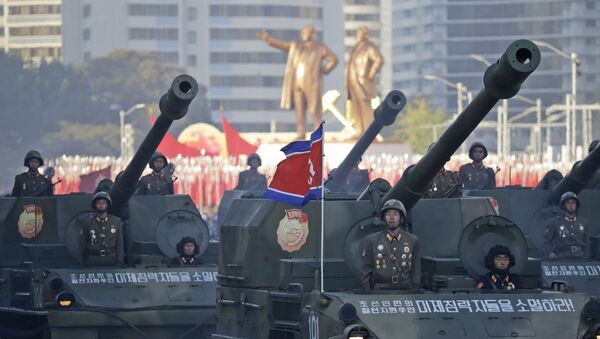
[80,215,124,266]
[11,171,53,197]
[362,229,420,290]
[424,169,461,198]
[542,214,590,259]
[235,170,268,191]
[459,163,496,190]
[137,172,174,195]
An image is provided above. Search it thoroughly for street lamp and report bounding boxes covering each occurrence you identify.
[532,40,580,158]
[423,74,466,116]
[119,103,146,159]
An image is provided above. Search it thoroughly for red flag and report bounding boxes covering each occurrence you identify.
[263,124,323,207]
[149,112,200,158]
[221,114,258,157]
[79,166,112,193]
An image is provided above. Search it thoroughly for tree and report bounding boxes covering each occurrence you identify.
[390,98,446,154]
[42,122,120,156]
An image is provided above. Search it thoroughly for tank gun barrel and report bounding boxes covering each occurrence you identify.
[109,74,198,216]
[326,91,406,191]
[382,40,541,210]
[547,144,600,204]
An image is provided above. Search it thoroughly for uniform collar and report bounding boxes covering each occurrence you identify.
[386,231,401,242]
[563,214,577,222]
[27,170,40,177]
[471,162,484,168]
[96,215,109,223]
[152,171,162,177]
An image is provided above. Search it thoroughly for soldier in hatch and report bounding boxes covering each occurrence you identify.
[424,143,462,198]
[361,199,420,290]
[137,152,174,195]
[12,150,53,197]
[235,153,268,191]
[477,245,523,290]
[80,192,124,266]
[459,142,496,190]
[171,236,201,266]
[543,192,590,260]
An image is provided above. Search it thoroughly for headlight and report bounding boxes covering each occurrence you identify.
[338,303,358,325]
[55,291,75,308]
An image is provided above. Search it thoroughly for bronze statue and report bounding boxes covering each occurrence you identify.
[258,26,338,140]
[345,26,384,135]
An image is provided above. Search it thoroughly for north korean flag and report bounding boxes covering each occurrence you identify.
[263,124,323,207]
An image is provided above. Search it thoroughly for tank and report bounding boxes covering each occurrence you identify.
[213,40,598,339]
[216,91,407,239]
[467,142,600,295]
[0,75,219,339]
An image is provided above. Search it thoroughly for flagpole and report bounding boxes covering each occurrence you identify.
[320,123,325,293]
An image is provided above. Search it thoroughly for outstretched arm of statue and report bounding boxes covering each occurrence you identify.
[322,47,339,75]
[258,31,291,52]
[367,46,384,80]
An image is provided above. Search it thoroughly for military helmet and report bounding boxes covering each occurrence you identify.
[24,150,44,167]
[380,199,407,220]
[91,191,112,209]
[149,152,168,171]
[468,142,488,160]
[176,236,199,256]
[484,245,515,270]
[560,191,580,209]
[589,139,600,154]
[247,153,262,167]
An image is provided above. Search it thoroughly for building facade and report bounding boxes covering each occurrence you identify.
[389,0,600,149]
[0,0,62,64]
[62,0,345,131]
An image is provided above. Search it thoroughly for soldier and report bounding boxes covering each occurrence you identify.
[346,26,384,135]
[459,142,496,190]
[328,159,370,193]
[543,192,590,260]
[258,26,338,140]
[80,192,124,266]
[137,152,174,195]
[235,153,268,191]
[476,245,523,290]
[361,199,420,290]
[11,150,53,197]
[171,236,200,266]
[424,143,462,198]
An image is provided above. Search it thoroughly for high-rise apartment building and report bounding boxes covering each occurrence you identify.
[62,0,345,131]
[389,0,600,149]
[0,0,62,63]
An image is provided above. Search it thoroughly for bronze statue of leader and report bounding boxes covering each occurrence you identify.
[258,26,338,140]
[345,26,384,135]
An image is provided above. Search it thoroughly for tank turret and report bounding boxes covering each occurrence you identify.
[326,91,406,191]
[547,144,600,204]
[383,39,540,210]
[108,74,198,216]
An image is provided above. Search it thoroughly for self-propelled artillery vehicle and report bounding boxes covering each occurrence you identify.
[0,75,218,339]
[214,40,600,339]
[468,141,600,297]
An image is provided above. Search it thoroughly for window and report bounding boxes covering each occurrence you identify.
[0,28,3,36]
[83,28,90,40]
[210,75,283,87]
[129,28,178,40]
[210,5,321,19]
[0,6,4,16]
[211,28,322,41]
[84,51,91,61]
[586,19,596,28]
[128,4,177,16]
[9,26,61,36]
[9,5,60,15]
[83,4,90,17]
[345,13,379,21]
[187,7,197,20]
[187,31,196,43]
[152,51,179,63]
[586,74,596,82]
[210,52,287,64]
[345,0,379,5]
[210,99,281,111]
[586,37,596,46]
[187,54,197,66]
[587,1,595,10]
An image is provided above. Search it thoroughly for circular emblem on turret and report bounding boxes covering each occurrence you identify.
[277,209,309,253]
[18,204,44,239]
